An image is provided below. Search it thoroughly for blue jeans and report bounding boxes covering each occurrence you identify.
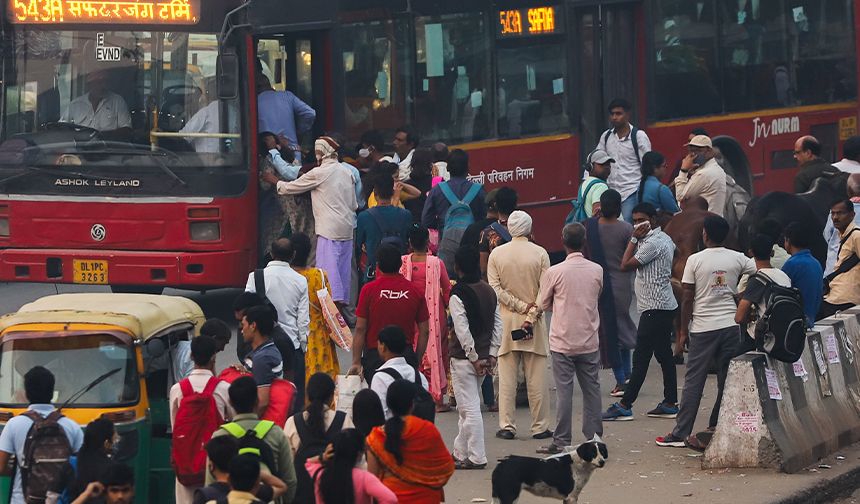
[621,193,638,223]
[612,348,632,386]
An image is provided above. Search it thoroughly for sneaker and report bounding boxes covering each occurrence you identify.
[602,402,634,421]
[646,402,679,419]
[609,384,626,397]
[655,433,686,447]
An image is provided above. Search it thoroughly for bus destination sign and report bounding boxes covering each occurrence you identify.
[8,0,199,24]
[497,6,561,38]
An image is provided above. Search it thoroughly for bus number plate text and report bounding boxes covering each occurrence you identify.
[73,260,109,284]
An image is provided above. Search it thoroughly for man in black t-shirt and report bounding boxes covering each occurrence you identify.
[240,306,284,417]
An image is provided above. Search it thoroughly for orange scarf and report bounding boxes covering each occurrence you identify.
[366,416,454,495]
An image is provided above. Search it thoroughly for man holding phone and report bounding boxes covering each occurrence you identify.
[674,135,726,216]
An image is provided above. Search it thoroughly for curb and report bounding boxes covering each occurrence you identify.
[772,464,860,504]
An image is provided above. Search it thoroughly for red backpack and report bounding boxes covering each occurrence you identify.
[171,377,224,486]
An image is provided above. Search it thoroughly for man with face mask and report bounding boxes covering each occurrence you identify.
[262,136,358,309]
[674,135,726,216]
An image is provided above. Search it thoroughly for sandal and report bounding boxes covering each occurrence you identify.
[685,434,708,452]
[454,459,487,470]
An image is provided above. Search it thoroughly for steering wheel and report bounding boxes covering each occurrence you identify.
[42,122,100,138]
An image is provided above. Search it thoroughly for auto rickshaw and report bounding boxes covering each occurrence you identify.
[0,293,205,504]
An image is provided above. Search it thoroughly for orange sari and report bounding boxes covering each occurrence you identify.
[366,416,455,504]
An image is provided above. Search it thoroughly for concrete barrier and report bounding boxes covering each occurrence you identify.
[704,307,860,473]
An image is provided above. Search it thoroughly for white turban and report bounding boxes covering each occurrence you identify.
[507,210,532,238]
[315,136,339,161]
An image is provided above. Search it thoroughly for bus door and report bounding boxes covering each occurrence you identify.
[574,2,640,161]
[256,31,331,155]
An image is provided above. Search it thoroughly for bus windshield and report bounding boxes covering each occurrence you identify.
[0,30,247,197]
[0,333,139,406]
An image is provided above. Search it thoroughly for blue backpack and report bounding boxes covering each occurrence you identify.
[566,178,606,224]
[437,181,482,274]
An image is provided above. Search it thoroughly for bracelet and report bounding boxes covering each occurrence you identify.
[629,237,638,244]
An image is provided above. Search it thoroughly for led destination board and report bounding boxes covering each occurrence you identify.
[8,0,199,24]
[497,6,561,38]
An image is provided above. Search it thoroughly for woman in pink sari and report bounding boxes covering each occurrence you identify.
[400,226,452,411]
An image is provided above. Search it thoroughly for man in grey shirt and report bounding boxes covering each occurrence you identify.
[603,202,679,421]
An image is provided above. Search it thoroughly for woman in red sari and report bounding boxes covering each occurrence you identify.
[400,226,452,411]
[365,380,455,503]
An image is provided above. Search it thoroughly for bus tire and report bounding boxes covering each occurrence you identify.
[712,136,754,196]
[110,285,164,295]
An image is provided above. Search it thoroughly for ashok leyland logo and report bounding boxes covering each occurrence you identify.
[91,224,106,241]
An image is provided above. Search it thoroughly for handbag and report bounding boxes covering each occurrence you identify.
[316,269,353,350]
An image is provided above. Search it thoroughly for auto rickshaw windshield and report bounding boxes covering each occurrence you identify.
[0,333,139,407]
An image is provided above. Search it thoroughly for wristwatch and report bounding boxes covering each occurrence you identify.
[630,237,638,244]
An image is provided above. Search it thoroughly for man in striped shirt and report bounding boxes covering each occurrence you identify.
[603,202,679,421]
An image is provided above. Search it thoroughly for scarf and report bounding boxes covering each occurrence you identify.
[584,217,621,369]
[366,416,454,490]
[401,254,446,401]
[315,136,339,162]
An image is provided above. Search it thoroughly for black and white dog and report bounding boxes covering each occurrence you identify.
[491,439,608,504]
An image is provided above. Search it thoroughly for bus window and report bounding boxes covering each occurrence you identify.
[496,42,567,139]
[413,13,491,144]
[340,20,412,141]
[652,0,721,120]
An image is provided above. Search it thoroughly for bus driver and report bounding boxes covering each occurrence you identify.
[61,70,132,139]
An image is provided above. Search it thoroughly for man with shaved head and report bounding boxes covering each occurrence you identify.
[793,135,840,194]
[823,173,860,274]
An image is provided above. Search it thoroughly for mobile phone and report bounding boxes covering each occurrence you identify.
[693,153,707,166]
[511,329,527,341]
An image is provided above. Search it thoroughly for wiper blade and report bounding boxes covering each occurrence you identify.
[58,367,122,409]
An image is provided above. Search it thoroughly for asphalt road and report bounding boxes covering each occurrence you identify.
[1,282,858,503]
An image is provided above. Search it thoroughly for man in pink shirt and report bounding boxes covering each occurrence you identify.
[536,222,604,454]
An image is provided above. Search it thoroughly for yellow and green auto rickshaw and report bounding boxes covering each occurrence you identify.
[0,293,205,503]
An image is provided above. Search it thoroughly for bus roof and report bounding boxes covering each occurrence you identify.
[0,294,205,340]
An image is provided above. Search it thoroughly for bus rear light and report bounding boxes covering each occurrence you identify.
[189,222,220,241]
[0,217,9,236]
[188,208,219,218]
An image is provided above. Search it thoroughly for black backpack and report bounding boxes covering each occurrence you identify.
[20,410,74,504]
[378,367,436,423]
[254,269,280,323]
[752,272,808,363]
[292,410,347,504]
[219,421,278,475]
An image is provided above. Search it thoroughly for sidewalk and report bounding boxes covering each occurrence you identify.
[436,360,860,504]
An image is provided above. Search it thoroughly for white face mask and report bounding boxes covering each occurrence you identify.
[358,148,371,158]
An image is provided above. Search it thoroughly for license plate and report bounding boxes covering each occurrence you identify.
[72,260,109,284]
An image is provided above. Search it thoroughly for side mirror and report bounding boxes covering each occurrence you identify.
[217,48,239,100]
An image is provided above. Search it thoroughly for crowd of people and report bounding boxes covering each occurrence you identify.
[4,84,860,504]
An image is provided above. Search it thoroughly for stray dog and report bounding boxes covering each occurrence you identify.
[491,439,608,504]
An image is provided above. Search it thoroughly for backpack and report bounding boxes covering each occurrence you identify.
[751,272,808,363]
[219,420,278,474]
[377,367,436,423]
[437,182,482,274]
[723,173,751,231]
[293,410,347,504]
[254,269,280,323]
[171,377,225,487]
[566,178,606,224]
[601,127,642,165]
[20,410,74,504]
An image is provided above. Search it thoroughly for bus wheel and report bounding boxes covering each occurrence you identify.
[712,136,754,196]
[110,285,165,295]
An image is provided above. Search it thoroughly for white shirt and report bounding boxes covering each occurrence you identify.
[834,158,860,174]
[449,294,502,362]
[169,368,234,427]
[682,247,756,333]
[276,160,358,240]
[596,124,652,200]
[172,340,194,382]
[434,161,451,181]
[824,201,860,274]
[246,261,310,350]
[674,158,727,216]
[61,92,131,131]
[394,149,414,181]
[180,101,221,153]
[371,356,429,419]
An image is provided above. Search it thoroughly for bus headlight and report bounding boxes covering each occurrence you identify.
[189,222,220,241]
[0,218,9,237]
[188,222,221,241]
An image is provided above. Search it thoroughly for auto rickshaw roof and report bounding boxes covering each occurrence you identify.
[0,294,205,340]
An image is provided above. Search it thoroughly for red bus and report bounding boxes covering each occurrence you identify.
[1,0,857,291]
[0,0,266,291]
[252,0,858,253]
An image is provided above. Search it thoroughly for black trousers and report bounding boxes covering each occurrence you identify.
[621,309,678,407]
